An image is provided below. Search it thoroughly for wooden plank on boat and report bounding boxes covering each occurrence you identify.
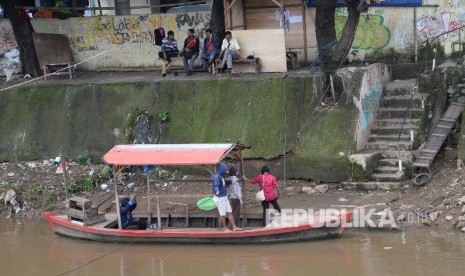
[66,196,92,210]
[82,213,106,226]
[66,206,98,220]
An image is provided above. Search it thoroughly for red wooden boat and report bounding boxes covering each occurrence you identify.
[45,143,352,244]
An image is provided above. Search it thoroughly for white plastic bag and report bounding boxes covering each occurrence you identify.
[255,190,265,202]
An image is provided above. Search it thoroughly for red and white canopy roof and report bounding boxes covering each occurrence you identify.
[103,144,238,166]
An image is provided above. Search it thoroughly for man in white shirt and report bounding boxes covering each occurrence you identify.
[217,31,242,74]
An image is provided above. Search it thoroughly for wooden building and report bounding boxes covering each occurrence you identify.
[224,0,316,67]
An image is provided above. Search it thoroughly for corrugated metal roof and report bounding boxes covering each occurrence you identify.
[103,143,236,166]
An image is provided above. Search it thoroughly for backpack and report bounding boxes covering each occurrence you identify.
[154,27,165,46]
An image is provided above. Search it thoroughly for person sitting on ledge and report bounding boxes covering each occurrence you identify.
[216,31,242,74]
[158,30,180,77]
[182,28,200,76]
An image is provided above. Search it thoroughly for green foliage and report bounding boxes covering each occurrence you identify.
[68,178,80,193]
[0,182,18,193]
[42,194,56,211]
[84,176,95,192]
[30,184,43,198]
[156,169,182,180]
[159,111,169,122]
[76,152,91,165]
[419,40,445,61]
[98,166,112,179]
[54,1,72,19]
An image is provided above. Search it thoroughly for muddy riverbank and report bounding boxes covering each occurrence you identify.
[1,148,465,233]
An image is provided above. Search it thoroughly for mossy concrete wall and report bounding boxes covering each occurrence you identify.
[0,72,381,182]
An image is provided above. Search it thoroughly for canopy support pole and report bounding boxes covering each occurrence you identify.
[156,196,162,230]
[113,165,122,230]
[238,151,247,228]
[147,172,152,225]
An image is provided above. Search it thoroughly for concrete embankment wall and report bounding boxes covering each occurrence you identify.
[0,65,391,182]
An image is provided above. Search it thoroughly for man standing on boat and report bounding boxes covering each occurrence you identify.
[212,162,242,231]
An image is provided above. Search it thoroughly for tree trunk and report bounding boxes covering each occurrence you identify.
[313,0,361,72]
[210,0,225,41]
[0,0,41,76]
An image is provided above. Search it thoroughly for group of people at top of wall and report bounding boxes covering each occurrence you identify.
[154,27,243,77]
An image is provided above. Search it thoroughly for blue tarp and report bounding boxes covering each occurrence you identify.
[306,0,422,8]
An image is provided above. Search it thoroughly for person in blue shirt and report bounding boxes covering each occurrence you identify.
[120,194,137,229]
[200,29,220,73]
[212,162,242,231]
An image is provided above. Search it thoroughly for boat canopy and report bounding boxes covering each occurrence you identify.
[103,143,246,166]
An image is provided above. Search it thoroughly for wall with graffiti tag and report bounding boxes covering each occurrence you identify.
[0,12,210,70]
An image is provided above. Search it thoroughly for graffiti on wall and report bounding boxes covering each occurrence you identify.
[335,14,391,50]
[416,12,464,39]
[0,25,17,53]
[66,12,210,53]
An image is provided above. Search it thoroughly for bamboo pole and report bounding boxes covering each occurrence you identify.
[156,196,162,230]
[113,166,122,230]
[147,172,151,225]
[61,157,69,200]
[303,5,308,66]
[238,151,247,228]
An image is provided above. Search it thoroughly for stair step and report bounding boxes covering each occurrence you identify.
[383,79,418,96]
[378,158,412,167]
[377,108,424,119]
[371,126,419,135]
[368,135,411,142]
[341,181,403,191]
[382,151,414,160]
[381,95,425,109]
[374,166,402,173]
[367,141,412,150]
[371,171,407,182]
[376,118,421,127]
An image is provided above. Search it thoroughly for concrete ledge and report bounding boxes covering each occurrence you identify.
[341,181,403,191]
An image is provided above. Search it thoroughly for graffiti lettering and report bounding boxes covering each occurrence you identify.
[336,14,391,50]
[0,26,17,52]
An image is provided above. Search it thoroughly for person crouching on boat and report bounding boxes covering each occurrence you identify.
[212,162,242,231]
[120,194,137,229]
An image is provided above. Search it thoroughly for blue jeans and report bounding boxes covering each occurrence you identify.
[200,50,217,69]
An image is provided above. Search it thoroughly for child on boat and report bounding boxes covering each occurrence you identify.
[228,165,242,228]
[212,162,242,231]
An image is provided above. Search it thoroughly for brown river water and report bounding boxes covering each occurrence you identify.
[1,219,465,276]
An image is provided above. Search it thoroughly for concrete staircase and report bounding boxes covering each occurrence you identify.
[368,79,426,183]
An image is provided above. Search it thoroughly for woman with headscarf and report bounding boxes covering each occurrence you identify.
[243,165,281,227]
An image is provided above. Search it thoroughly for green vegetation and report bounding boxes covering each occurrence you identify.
[76,152,92,165]
[158,111,169,122]
[54,1,72,19]
[418,40,445,61]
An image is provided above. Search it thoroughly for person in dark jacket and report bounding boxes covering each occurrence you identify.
[199,29,220,73]
[120,194,137,229]
[182,28,200,76]
[212,162,242,231]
